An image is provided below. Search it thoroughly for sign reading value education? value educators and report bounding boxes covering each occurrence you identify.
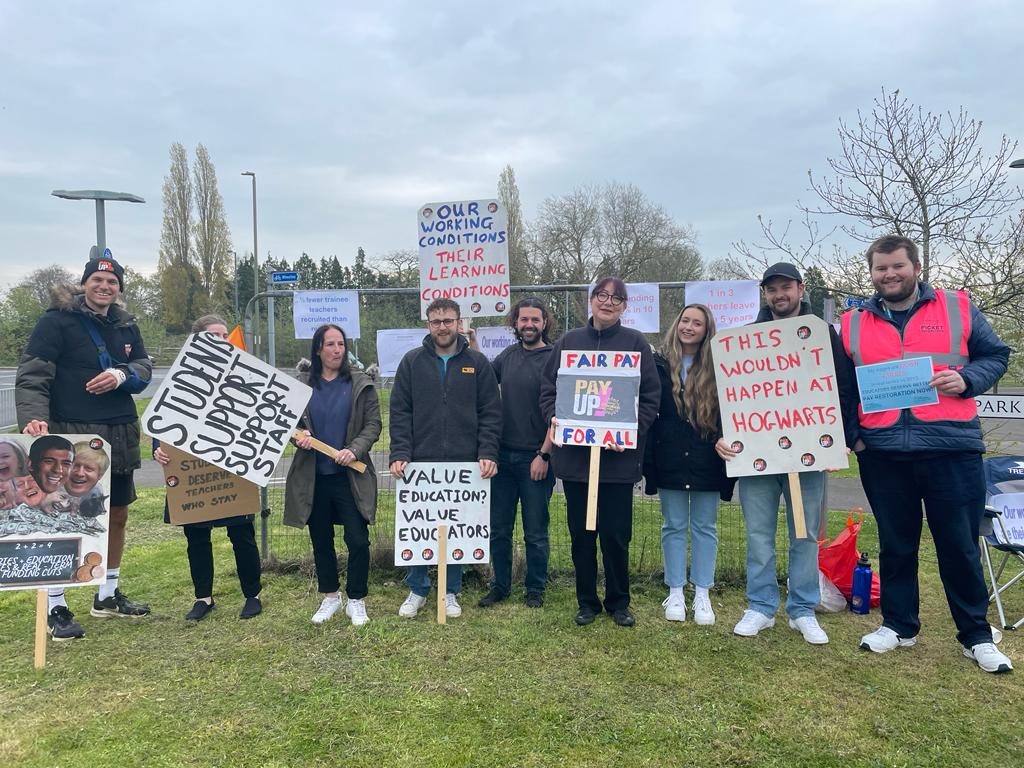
[393,462,490,566]
[553,350,641,448]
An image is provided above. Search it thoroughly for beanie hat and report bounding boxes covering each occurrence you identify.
[81,257,125,291]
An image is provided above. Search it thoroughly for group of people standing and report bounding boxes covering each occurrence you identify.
[16,241,1013,674]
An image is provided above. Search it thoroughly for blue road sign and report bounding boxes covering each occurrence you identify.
[103,248,113,259]
[271,271,299,284]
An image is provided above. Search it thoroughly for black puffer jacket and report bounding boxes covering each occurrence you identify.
[642,353,734,500]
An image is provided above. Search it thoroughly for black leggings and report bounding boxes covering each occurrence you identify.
[308,473,370,599]
[184,522,262,600]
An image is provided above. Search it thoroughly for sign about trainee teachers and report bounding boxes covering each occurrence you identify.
[293,290,361,340]
[712,314,848,477]
[685,280,761,329]
[553,350,641,448]
[393,462,490,566]
[418,199,509,320]
[141,333,312,487]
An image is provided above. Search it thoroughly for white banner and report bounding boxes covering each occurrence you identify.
[588,282,660,333]
[376,329,424,378]
[685,280,760,329]
[394,462,490,566]
[473,326,516,361]
[292,290,361,339]
[418,199,510,319]
[141,333,311,487]
[712,315,848,477]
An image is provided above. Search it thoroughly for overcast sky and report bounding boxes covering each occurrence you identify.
[1,1,1021,290]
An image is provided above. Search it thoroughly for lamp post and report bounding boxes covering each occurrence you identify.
[241,171,259,357]
[51,189,145,259]
[229,249,239,320]
[1011,159,1024,169]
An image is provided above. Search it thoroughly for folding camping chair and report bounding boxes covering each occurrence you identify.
[982,456,1024,631]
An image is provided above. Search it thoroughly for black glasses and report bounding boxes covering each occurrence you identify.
[594,290,625,306]
[428,318,458,329]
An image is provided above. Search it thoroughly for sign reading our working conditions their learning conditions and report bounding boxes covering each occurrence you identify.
[161,444,261,526]
[394,462,490,566]
[141,333,312,487]
[553,351,641,448]
[712,314,848,477]
[418,199,509,319]
[1,433,111,591]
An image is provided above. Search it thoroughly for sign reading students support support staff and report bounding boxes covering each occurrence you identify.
[712,314,848,477]
[553,350,641,448]
[141,333,312,487]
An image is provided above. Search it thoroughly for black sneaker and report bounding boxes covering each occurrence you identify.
[47,606,85,641]
[91,589,151,618]
[575,607,597,626]
[612,608,636,627]
[525,591,544,608]
[185,600,215,621]
[240,596,262,619]
[477,588,508,608]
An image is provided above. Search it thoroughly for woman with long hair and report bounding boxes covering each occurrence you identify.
[285,323,381,626]
[644,304,733,625]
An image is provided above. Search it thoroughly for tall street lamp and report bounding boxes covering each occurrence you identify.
[241,171,259,355]
[51,189,145,259]
[1011,159,1024,169]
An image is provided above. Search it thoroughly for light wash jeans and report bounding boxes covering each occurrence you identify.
[738,471,823,619]
[405,565,463,597]
[659,488,719,589]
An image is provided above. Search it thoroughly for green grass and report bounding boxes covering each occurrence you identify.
[2,489,1022,767]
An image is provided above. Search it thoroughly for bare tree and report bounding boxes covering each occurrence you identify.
[191,143,233,310]
[373,249,419,288]
[531,185,604,284]
[18,265,76,305]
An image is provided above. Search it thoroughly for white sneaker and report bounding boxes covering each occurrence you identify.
[859,625,917,653]
[788,615,829,645]
[445,593,462,618]
[733,609,775,637]
[964,642,1013,673]
[399,591,427,618]
[311,595,342,625]
[692,592,716,626]
[662,593,686,622]
[345,598,369,627]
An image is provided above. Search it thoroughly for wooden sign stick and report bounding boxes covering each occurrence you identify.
[436,523,448,625]
[787,472,809,540]
[34,589,47,669]
[292,430,366,473]
[586,445,601,531]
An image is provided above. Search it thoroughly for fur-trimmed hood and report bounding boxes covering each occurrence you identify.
[47,283,135,326]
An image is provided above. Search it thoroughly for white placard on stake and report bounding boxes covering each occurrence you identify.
[292,290,361,339]
[141,333,312,487]
[685,280,761,329]
[587,282,660,333]
[376,329,425,377]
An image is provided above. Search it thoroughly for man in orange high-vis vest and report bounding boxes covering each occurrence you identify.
[841,235,1012,674]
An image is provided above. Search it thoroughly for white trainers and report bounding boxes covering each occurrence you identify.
[964,642,1013,673]
[662,593,686,622]
[692,592,716,626]
[788,615,829,645]
[445,593,462,618]
[733,609,775,637]
[311,595,342,625]
[345,598,369,627]
[859,625,918,653]
[399,591,427,618]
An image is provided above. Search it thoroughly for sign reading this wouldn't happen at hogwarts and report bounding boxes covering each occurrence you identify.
[418,200,509,319]
[393,462,490,566]
[141,333,312,487]
[553,350,641,448]
[712,314,848,477]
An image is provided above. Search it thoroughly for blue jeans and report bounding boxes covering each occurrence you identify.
[659,489,719,589]
[405,564,463,597]
[738,471,823,619]
[490,449,554,595]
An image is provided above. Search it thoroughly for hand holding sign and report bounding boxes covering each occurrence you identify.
[291,430,366,474]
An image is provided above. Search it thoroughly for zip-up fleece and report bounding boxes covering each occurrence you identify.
[388,334,502,463]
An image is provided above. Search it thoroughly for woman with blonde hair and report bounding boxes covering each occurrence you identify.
[643,303,733,625]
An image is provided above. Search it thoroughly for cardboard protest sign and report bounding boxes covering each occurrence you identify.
[141,332,312,487]
[0,434,111,590]
[418,199,509,319]
[394,462,490,566]
[713,314,848,477]
[685,280,760,329]
[293,290,361,339]
[376,328,424,377]
[161,444,260,525]
[587,282,660,333]
[553,350,641,448]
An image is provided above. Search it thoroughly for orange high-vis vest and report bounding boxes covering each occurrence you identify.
[842,288,975,428]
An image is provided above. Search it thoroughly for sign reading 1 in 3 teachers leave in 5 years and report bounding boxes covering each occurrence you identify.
[394,463,490,566]
[418,199,509,319]
[712,314,848,477]
[553,351,641,448]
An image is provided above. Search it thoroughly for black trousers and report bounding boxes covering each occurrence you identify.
[563,480,634,613]
[308,473,370,599]
[183,522,262,600]
[858,450,992,647]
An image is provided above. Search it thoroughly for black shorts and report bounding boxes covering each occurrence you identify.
[109,472,137,507]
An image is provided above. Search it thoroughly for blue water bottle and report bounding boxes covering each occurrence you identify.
[851,552,872,615]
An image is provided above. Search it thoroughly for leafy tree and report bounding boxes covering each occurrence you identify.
[497,165,529,284]
[191,143,233,311]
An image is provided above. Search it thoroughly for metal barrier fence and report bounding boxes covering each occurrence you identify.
[0,387,15,431]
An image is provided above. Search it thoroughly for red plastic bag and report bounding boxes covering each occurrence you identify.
[818,510,880,608]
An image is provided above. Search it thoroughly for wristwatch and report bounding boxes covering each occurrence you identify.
[536,451,550,462]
